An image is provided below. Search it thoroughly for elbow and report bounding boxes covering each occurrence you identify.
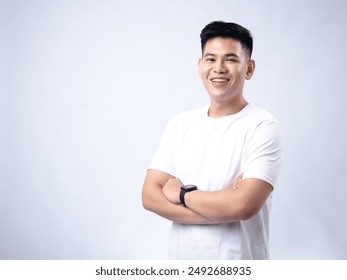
[237,204,260,221]
[141,190,152,211]
[215,203,259,223]
[142,198,149,211]
[239,210,256,221]
[142,199,153,212]
[142,188,159,213]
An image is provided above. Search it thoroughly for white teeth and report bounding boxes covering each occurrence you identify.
[211,78,229,82]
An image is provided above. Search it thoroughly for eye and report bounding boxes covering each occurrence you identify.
[205,58,215,62]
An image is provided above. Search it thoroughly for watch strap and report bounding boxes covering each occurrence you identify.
[179,185,197,207]
[179,189,187,207]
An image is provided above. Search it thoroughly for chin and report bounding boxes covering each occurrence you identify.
[208,92,231,101]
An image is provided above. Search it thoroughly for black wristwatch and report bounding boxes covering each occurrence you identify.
[180,185,197,207]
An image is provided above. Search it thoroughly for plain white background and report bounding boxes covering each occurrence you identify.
[1,0,347,259]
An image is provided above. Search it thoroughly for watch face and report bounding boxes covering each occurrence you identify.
[181,185,197,191]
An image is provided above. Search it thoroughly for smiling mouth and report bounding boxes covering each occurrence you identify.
[210,78,230,83]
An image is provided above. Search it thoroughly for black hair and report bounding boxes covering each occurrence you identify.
[200,21,253,57]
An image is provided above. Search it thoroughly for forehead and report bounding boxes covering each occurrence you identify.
[203,37,245,56]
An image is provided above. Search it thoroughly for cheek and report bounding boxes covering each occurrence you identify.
[230,67,246,80]
[199,66,212,79]
[239,65,249,76]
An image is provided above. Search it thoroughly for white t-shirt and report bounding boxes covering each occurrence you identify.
[149,104,282,259]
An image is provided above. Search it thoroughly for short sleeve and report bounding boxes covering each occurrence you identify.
[148,117,177,176]
[242,118,282,188]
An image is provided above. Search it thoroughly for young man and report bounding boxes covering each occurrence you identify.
[142,21,282,259]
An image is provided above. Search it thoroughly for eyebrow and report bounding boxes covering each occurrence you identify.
[203,53,240,58]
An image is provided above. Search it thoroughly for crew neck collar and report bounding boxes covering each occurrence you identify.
[204,103,253,120]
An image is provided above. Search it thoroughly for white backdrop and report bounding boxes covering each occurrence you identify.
[1,0,347,259]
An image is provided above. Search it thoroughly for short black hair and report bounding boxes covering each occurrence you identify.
[200,21,253,57]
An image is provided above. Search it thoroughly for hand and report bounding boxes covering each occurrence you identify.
[162,178,183,204]
[230,172,244,189]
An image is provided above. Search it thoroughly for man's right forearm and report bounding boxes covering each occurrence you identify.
[143,185,216,224]
[142,171,216,224]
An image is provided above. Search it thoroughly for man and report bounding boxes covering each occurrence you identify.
[142,21,282,259]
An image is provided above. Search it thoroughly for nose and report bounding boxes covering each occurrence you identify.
[213,60,227,73]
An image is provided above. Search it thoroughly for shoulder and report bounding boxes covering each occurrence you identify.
[243,105,282,145]
[246,104,280,126]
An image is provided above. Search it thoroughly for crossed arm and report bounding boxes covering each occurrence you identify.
[142,169,273,224]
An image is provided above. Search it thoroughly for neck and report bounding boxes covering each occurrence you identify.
[208,99,248,118]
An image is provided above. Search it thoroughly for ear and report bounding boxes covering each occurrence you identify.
[197,58,203,79]
[245,59,255,80]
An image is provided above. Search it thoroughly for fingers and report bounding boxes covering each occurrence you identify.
[233,172,244,189]
[237,172,243,183]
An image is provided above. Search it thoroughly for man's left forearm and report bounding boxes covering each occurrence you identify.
[162,176,273,223]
